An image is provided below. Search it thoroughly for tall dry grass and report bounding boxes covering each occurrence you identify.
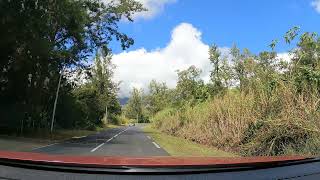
[153,92,257,153]
[153,83,320,156]
[242,83,320,156]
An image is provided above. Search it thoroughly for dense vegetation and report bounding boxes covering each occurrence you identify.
[125,28,320,156]
[1,0,319,157]
[0,0,144,134]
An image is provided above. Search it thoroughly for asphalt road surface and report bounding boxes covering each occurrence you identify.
[32,125,169,156]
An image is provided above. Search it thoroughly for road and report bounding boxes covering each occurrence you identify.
[32,125,169,156]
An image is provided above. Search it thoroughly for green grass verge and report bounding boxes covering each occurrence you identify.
[143,125,237,157]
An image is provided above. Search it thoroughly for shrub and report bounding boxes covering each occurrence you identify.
[153,92,257,152]
[241,84,320,156]
[153,85,320,156]
[118,115,129,125]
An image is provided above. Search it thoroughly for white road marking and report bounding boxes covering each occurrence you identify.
[152,142,161,149]
[90,143,105,152]
[32,143,59,150]
[90,127,130,152]
[72,135,86,139]
[147,136,151,139]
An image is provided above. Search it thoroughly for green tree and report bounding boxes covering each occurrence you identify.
[70,51,121,128]
[230,44,244,90]
[144,80,170,116]
[124,88,145,122]
[290,32,320,93]
[208,44,225,95]
[174,66,208,106]
[72,84,103,129]
[91,51,121,123]
[0,0,144,132]
[230,46,256,92]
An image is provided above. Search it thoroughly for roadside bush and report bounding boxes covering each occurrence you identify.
[152,107,182,135]
[241,84,320,156]
[116,115,130,125]
[150,28,320,156]
[153,84,320,156]
[153,92,257,152]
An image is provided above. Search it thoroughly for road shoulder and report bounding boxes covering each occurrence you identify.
[143,125,237,157]
[0,125,120,152]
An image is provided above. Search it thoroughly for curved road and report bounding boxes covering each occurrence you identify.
[32,125,169,156]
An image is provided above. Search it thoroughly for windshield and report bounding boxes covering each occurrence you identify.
[0,0,319,162]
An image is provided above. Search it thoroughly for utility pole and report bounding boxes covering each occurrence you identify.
[105,105,108,124]
[50,70,63,133]
[136,114,138,124]
[20,117,24,135]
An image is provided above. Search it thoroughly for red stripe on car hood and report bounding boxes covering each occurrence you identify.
[0,151,307,167]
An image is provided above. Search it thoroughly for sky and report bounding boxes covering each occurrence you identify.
[109,0,320,97]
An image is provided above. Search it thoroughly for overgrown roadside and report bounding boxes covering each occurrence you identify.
[130,28,320,157]
[143,125,236,157]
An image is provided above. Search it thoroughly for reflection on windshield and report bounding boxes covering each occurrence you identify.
[0,0,319,159]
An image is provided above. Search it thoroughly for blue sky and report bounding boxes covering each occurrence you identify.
[110,0,320,97]
[112,0,320,54]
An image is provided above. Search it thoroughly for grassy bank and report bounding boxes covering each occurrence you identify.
[152,87,320,156]
[143,125,236,157]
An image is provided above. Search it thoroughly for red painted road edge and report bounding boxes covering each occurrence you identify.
[0,151,308,167]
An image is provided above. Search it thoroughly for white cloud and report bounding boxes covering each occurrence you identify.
[113,23,217,97]
[276,52,293,62]
[311,0,320,13]
[110,23,294,98]
[133,0,176,20]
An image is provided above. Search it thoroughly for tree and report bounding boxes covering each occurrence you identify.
[230,44,244,89]
[124,88,144,122]
[70,51,121,128]
[71,84,103,129]
[91,51,121,123]
[290,32,320,93]
[0,0,144,132]
[230,45,256,92]
[209,44,221,85]
[144,80,170,116]
[208,44,231,95]
[174,66,208,106]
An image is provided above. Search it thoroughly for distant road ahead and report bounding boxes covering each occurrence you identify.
[32,125,169,156]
